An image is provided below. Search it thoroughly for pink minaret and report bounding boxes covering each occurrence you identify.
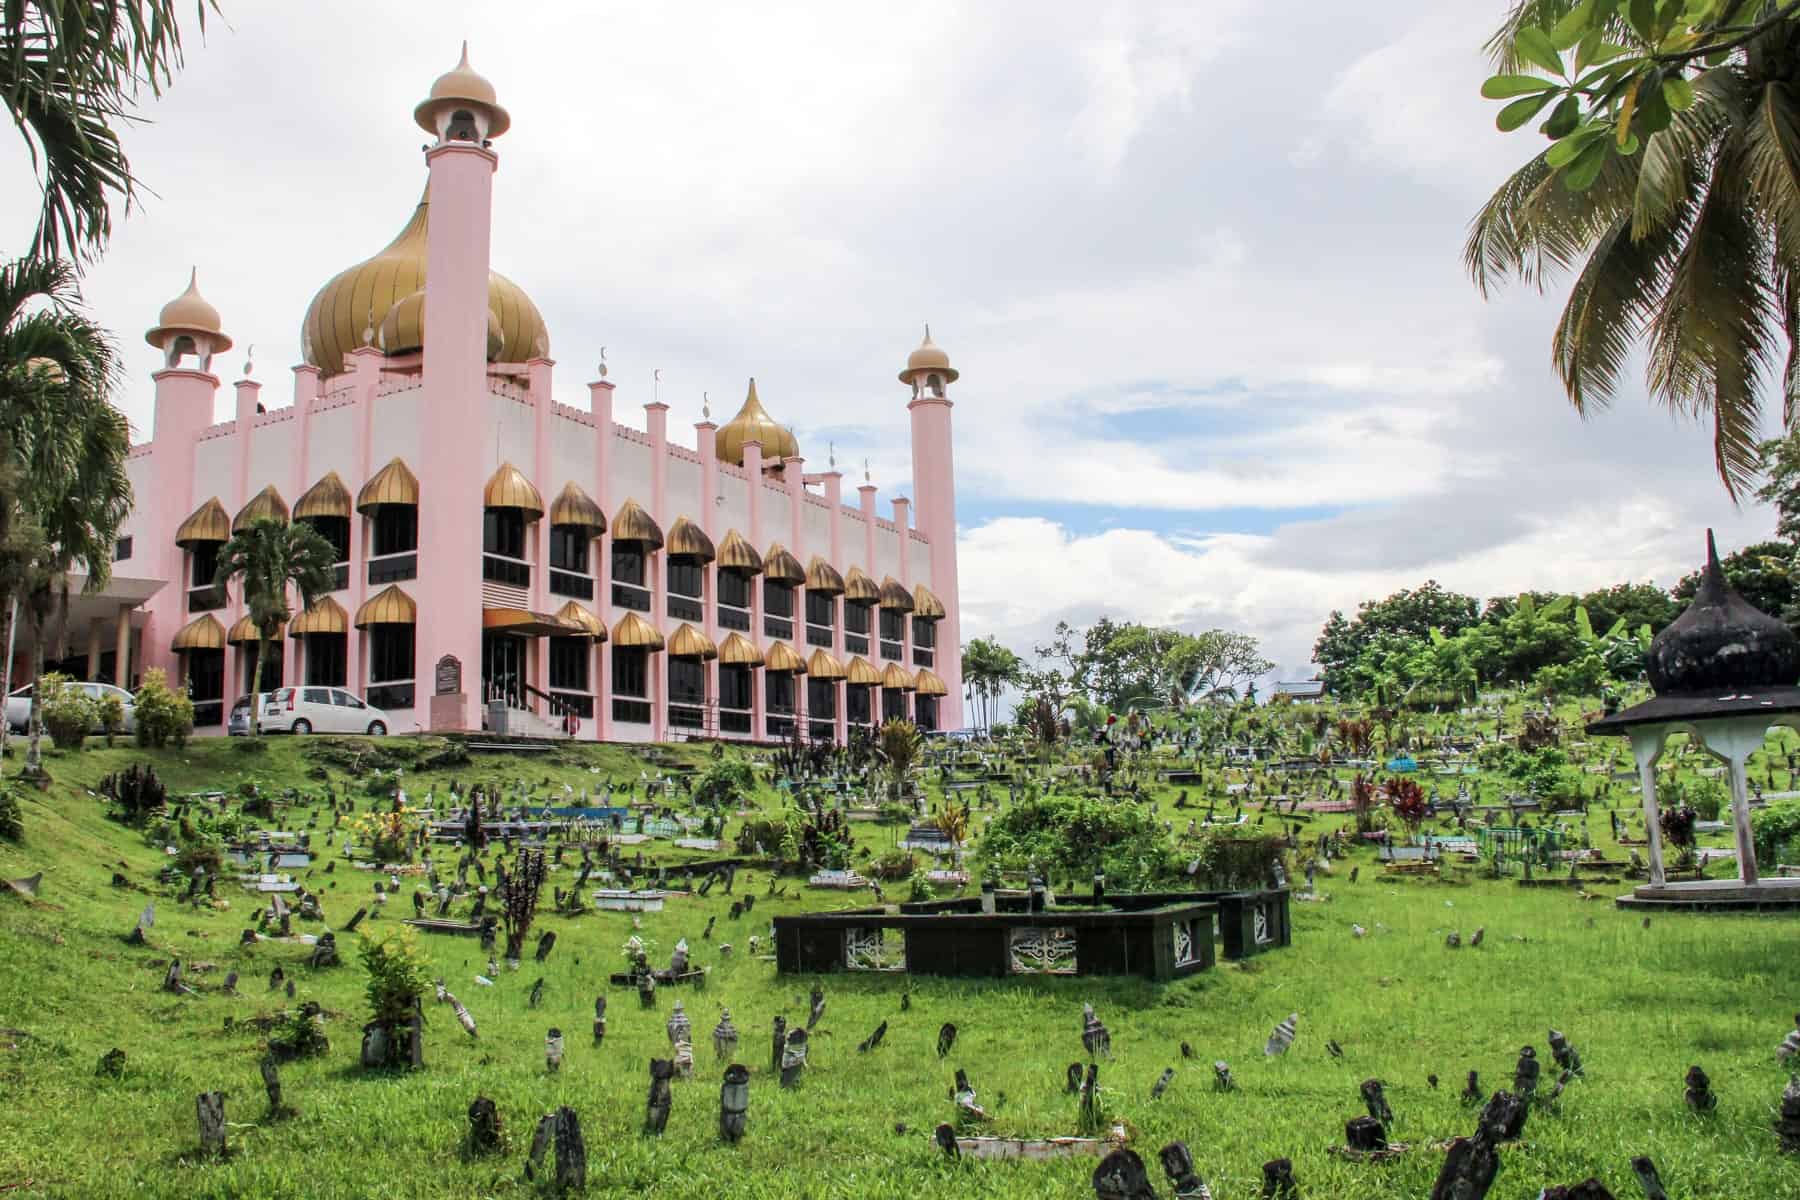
[413,43,509,731]
[901,327,963,729]
[141,269,231,684]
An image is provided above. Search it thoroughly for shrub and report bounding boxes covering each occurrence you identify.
[359,930,429,1028]
[133,669,193,748]
[976,793,1175,890]
[0,784,22,841]
[37,674,95,751]
[100,763,168,825]
[93,692,124,746]
[1752,800,1800,869]
[1182,830,1288,890]
[267,1002,330,1061]
[869,848,919,882]
[694,758,756,810]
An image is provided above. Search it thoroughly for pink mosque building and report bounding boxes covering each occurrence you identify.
[68,48,965,742]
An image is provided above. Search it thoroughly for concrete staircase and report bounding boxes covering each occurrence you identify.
[485,699,570,741]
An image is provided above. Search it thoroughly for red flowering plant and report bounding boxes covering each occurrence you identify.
[1380,777,1429,841]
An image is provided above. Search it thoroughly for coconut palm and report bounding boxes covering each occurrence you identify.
[960,636,1022,733]
[212,517,338,737]
[1468,2,1800,497]
[2,1,218,261]
[0,255,129,775]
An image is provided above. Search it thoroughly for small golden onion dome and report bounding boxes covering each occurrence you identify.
[914,668,948,696]
[355,585,417,629]
[668,622,719,661]
[714,377,799,467]
[764,640,806,675]
[805,556,845,596]
[611,498,664,550]
[483,461,544,516]
[227,614,285,645]
[549,482,605,532]
[844,566,880,605]
[912,583,947,620]
[718,631,764,667]
[806,647,847,680]
[882,663,916,691]
[300,191,546,376]
[611,610,665,651]
[146,268,232,354]
[294,471,352,521]
[233,485,290,532]
[414,41,512,137]
[289,595,349,637]
[668,517,716,564]
[171,613,226,652]
[846,655,880,686]
[357,458,419,512]
[717,528,763,575]
[878,575,914,611]
[554,599,605,640]
[175,497,231,548]
[898,324,956,386]
[763,542,804,585]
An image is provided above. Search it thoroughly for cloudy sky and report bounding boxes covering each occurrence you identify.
[0,1,1778,680]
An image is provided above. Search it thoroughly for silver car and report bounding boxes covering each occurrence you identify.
[5,681,137,734]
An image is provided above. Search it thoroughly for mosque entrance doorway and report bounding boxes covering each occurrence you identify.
[481,630,527,708]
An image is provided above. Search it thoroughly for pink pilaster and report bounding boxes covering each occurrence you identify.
[858,483,877,584]
[825,472,845,745]
[143,368,217,684]
[292,365,321,503]
[909,387,963,729]
[416,138,498,731]
[345,347,382,701]
[744,442,764,740]
[646,402,669,742]
[528,358,553,707]
[591,379,615,740]
[893,496,913,713]
[698,420,719,733]
[785,457,806,734]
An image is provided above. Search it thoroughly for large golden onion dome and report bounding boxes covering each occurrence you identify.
[300,191,547,376]
[714,377,799,467]
[898,324,956,386]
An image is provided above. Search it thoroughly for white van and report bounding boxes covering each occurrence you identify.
[258,687,390,736]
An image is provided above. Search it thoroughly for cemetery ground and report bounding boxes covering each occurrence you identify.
[0,727,1796,1198]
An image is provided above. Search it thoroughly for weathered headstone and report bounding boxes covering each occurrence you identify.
[261,1053,293,1119]
[644,1058,674,1134]
[1265,1013,1297,1056]
[1513,1046,1540,1103]
[1548,1028,1583,1076]
[780,1028,808,1088]
[96,1048,126,1077]
[720,1064,750,1143]
[1213,1061,1233,1091]
[1083,1004,1112,1060]
[714,1008,739,1059]
[467,1096,503,1156]
[1630,1155,1668,1200]
[858,1020,887,1053]
[1361,1078,1394,1124]
[1775,1076,1800,1151]
[546,1027,564,1072]
[1259,1157,1297,1198]
[1092,1148,1157,1200]
[196,1091,226,1157]
[1158,1141,1211,1198]
[937,1022,957,1058]
[1684,1065,1717,1112]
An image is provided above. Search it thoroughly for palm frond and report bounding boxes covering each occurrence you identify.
[1646,133,1780,498]
[1552,206,1688,415]
[1635,65,1745,241]
[1465,142,1636,297]
[1745,78,1800,264]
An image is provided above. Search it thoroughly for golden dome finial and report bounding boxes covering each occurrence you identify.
[146,266,232,361]
[714,376,799,466]
[899,324,956,386]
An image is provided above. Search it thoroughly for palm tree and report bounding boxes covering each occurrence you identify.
[960,636,1022,733]
[2,1,218,261]
[1467,3,1800,497]
[213,517,337,737]
[0,256,129,776]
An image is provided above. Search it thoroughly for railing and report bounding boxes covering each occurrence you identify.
[612,697,652,724]
[550,690,594,719]
[193,700,224,727]
[766,715,794,738]
[718,606,750,632]
[809,720,835,742]
[806,625,834,648]
[845,634,869,656]
[912,648,934,668]
[549,570,593,600]
[765,616,793,640]
[368,553,417,585]
[720,709,752,734]
[881,640,902,661]
[187,586,226,613]
[482,553,530,588]
[367,681,415,710]
[612,582,651,612]
[670,705,705,729]
[667,595,703,622]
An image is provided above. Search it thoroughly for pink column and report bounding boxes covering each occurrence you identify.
[345,347,382,701]
[826,472,846,745]
[744,442,764,740]
[858,483,878,585]
[528,358,553,707]
[910,388,963,729]
[144,366,215,684]
[698,419,719,734]
[646,402,669,741]
[785,457,806,735]
[220,375,260,711]
[415,138,497,731]
[291,365,321,504]
[893,496,912,720]
[591,379,615,741]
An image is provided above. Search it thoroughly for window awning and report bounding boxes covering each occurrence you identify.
[913,584,947,620]
[845,655,880,686]
[355,585,417,628]
[718,631,763,667]
[227,614,286,645]
[549,481,606,532]
[482,607,586,637]
[554,600,605,640]
[717,529,763,575]
[914,668,948,696]
[668,517,716,564]
[806,647,847,679]
[175,497,230,548]
[357,457,420,512]
[805,556,845,596]
[763,542,804,585]
[879,576,914,611]
[881,663,915,691]
[233,484,290,532]
[610,610,665,650]
[765,640,806,674]
[612,498,664,550]
[668,622,719,661]
[844,566,880,604]
[172,613,226,651]
[294,471,352,520]
[483,461,544,517]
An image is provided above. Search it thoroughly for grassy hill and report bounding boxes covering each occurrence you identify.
[0,731,1796,1198]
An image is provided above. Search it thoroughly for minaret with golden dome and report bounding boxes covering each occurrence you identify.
[146,268,232,372]
[714,377,800,467]
[904,324,963,730]
[415,41,510,732]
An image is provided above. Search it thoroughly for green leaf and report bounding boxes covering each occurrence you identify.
[1482,73,1558,99]
[1515,26,1566,76]
[1576,605,1596,641]
[1498,92,1556,132]
[1551,0,1598,50]
[1635,74,1674,135]
[1605,617,1628,640]
[1662,75,1695,111]
[1628,0,1658,41]
[1543,95,1582,138]
[1546,125,1606,166]
[1575,29,1602,72]
[1618,131,1641,155]
[1565,137,1611,189]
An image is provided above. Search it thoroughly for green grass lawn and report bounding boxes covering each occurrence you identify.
[0,733,1797,1198]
